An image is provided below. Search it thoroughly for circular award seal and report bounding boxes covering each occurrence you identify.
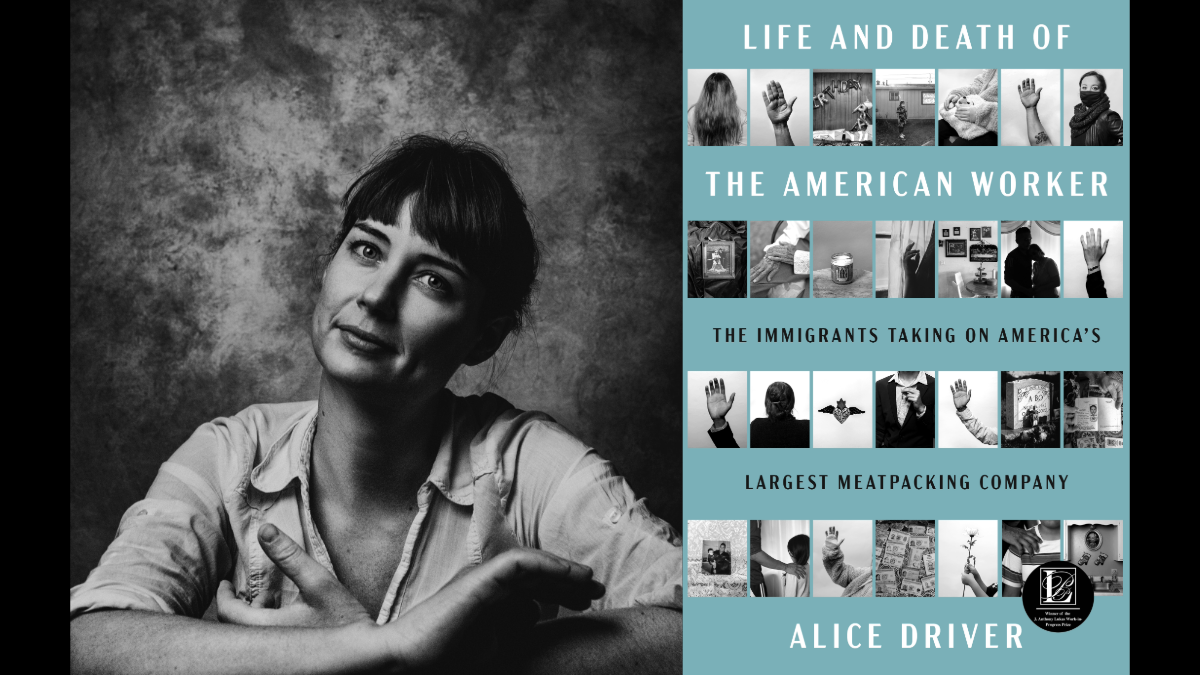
[1021,561,1095,632]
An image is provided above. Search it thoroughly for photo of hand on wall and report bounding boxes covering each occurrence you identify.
[813,520,873,597]
[750,221,809,298]
[688,371,747,448]
[1064,222,1123,298]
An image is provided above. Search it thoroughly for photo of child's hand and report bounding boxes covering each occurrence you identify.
[825,527,843,550]
[953,99,974,121]
[1002,523,1043,555]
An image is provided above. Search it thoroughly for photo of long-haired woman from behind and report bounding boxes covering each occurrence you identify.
[687,70,748,146]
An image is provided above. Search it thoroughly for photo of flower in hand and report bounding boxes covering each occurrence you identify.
[939,520,997,597]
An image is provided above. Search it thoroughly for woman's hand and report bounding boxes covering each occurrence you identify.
[705,378,735,428]
[1080,227,1109,270]
[1018,78,1042,109]
[783,562,802,577]
[387,548,605,671]
[950,379,972,411]
[216,524,373,628]
[901,241,920,279]
[944,93,961,110]
[762,80,797,126]
[1002,523,1042,555]
[953,99,974,121]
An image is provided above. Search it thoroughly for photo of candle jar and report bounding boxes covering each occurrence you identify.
[831,253,854,284]
[812,221,873,298]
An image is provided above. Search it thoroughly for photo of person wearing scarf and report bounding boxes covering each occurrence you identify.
[1068,70,1123,146]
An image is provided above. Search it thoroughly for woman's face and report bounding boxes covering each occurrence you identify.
[1080,76,1103,93]
[311,200,488,396]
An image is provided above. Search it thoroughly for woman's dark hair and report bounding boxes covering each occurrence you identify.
[787,534,810,563]
[693,72,742,146]
[1079,71,1107,92]
[1028,244,1045,260]
[764,381,795,420]
[335,134,541,335]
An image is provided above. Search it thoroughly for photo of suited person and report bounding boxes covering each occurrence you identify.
[876,371,936,447]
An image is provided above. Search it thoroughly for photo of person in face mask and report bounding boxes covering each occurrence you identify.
[1069,70,1123,146]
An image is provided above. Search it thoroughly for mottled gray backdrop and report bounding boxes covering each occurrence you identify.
[70,0,681,585]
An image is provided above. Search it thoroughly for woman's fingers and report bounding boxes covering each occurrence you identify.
[217,580,286,626]
[719,378,725,395]
[258,524,339,596]
[478,549,606,611]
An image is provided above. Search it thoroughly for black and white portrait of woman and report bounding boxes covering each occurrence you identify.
[1064,69,1124,146]
[70,2,682,673]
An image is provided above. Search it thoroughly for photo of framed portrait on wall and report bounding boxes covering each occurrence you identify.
[953,227,961,236]
[970,228,981,241]
[942,228,949,237]
[945,239,967,257]
[982,225,992,238]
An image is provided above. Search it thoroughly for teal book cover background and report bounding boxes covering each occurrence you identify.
[682,0,1129,670]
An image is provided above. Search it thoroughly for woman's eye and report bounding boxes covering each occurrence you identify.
[420,273,446,291]
[351,242,381,261]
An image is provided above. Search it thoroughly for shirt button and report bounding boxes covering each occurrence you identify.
[608,508,621,524]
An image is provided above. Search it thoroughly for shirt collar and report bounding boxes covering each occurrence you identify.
[888,371,928,386]
[247,392,509,506]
